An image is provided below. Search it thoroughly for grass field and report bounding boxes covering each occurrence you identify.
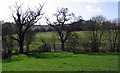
[2,52,118,71]
[29,31,87,51]
[12,31,114,52]
[29,32,56,50]
[2,32,119,71]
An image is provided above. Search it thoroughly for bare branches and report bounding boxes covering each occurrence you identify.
[9,36,19,42]
[10,2,44,53]
[11,3,45,34]
[46,7,78,50]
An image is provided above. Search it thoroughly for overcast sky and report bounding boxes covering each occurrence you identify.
[0,0,119,25]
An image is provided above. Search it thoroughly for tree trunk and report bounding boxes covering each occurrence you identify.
[26,44,29,53]
[19,41,24,53]
[19,35,24,53]
[92,42,99,52]
[61,41,65,51]
[53,44,56,52]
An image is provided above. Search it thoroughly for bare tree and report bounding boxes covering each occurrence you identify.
[10,3,44,53]
[2,22,15,58]
[107,19,119,52]
[46,8,81,51]
[86,15,106,52]
[66,32,80,52]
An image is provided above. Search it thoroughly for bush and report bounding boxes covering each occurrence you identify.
[9,54,28,61]
[29,52,75,58]
[66,32,80,52]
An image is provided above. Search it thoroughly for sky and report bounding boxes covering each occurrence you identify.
[0,0,119,25]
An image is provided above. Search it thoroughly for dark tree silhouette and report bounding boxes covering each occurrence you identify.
[2,22,15,58]
[107,19,119,52]
[46,8,81,51]
[10,3,44,53]
[86,15,106,52]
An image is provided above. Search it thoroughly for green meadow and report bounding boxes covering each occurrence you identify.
[3,52,118,71]
[28,31,112,51]
[2,32,119,71]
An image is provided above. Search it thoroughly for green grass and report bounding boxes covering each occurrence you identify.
[29,31,84,51]
[29,32,56,50]
[3,52,118,71]
[13,31,113,52]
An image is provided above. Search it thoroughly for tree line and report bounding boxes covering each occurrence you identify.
[1,3,120,58]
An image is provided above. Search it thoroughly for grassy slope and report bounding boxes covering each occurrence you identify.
[3,32,118,71]
[29,32,59,51]
[30,31,113,51]
[29,31,84,51]
[3,52,118,71]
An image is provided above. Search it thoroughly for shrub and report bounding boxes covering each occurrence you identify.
[29,52,75,58]
[8,54,28,61]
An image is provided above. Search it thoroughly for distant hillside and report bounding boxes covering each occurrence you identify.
[32,25,52,30]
